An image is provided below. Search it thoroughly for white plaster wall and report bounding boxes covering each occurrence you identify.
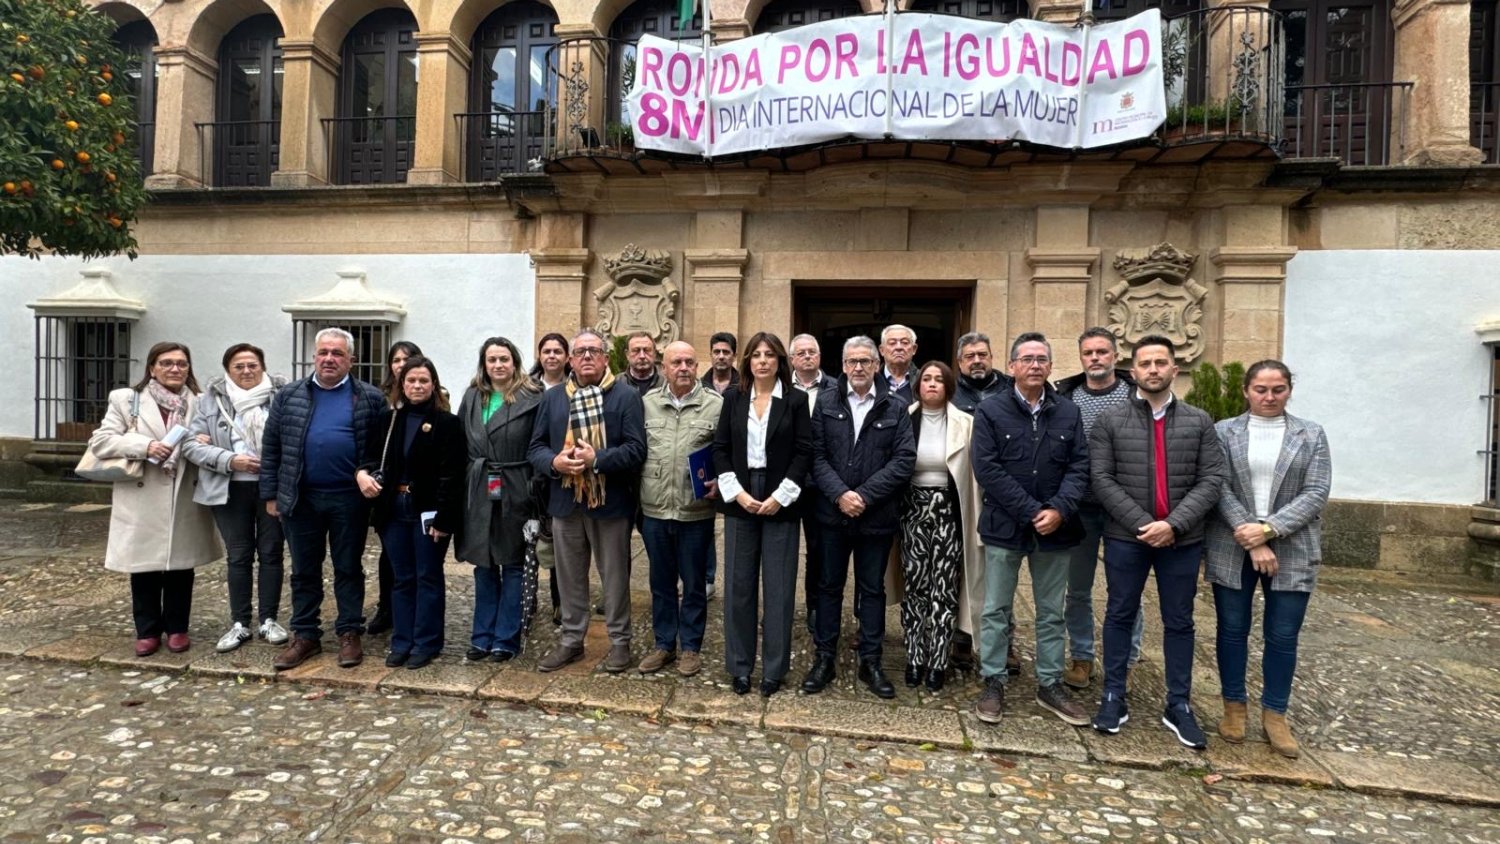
[1283,250,1499,505]
[0,254,535,439]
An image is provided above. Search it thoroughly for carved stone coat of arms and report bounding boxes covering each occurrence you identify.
[1104,243,1208,363]
[594,244,679,347]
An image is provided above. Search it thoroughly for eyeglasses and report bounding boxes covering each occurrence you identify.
[844,358,876,369]
[1012,356,1051,367]
[572,348,606,358]
[156,360,190,370]
[229,363,262,372]
[792,350,819,358]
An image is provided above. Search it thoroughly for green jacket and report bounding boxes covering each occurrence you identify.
[640,383,723,522]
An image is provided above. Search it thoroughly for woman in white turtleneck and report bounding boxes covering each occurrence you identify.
[1205,360,1332,760]
[895,361,982,692]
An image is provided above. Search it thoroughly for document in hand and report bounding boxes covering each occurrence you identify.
[149,425,189,464]
[688,445,714,500]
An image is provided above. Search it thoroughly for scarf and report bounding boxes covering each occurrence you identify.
[146,378,190,477]
[223,374,275,454]
[561,369,615,508]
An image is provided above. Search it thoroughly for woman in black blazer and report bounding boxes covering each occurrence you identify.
[712,332,812,697]
[357,356,466,670]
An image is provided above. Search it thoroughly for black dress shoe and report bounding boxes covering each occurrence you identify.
[490,649,515,663]
[801,653,836,694]
[904,663,922,688]
[858,660,896,699]
[732,675,752,695]
[924,667,946,693]
[406,652,435,670]
[466,646,488,661]
[385,651,409,667]
[367,606,392,635]
[759,679,782,698]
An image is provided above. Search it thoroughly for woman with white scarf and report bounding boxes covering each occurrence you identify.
[90,342,222,657]
[183,343,290,652]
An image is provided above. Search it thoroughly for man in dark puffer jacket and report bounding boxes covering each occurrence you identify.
[1087,334,1226,750]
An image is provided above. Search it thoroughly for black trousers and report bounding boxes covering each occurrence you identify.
[211,480,284,626]
[376,547,393,611]
[130,569,195,638]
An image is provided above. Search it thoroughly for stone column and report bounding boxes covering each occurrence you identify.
[271,39,339,187]
[143,46,215,188]
[1029,0,1083,24]
[685,210,748,348]
[1026,205,1097,378]
[1393,0,1483,165]
[1209,245,1295,365]
[408,34,471,185]
[533,248,594,341]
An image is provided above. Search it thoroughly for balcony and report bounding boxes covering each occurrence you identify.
[455,111,552,180]
[195,120,281,187]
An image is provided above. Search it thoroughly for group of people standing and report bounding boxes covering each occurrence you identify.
[88,320,1329,758]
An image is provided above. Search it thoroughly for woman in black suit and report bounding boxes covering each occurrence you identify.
[712,332,812,697]
[357,355,466,670]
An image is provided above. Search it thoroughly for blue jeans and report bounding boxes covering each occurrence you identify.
[471,563,523,655]
[814,529,894,661]
[1213,555,1312,714]
[640,516,712,652]
[1102,538,1202,707]
[377,493,447,657]
[979,540,1070,686]
[1064,504,1143,664]
[283,487,369,639]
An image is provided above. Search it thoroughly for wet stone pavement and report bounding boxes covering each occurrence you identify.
[1,503,1499,840]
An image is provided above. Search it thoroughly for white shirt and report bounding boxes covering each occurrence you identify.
[1247,414,1287,519]
[313,373,351,391]
[913,409,949,488]
[846,385,876,441]
[1137,389,1175,421]
[883,367,909,393]
[792,371,824,416]
[1014,386,1043,417]
[716,380,802,507]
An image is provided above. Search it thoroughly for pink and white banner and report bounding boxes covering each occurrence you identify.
[626,10,1166,156]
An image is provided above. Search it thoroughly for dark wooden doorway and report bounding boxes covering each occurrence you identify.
[793,284,973,380]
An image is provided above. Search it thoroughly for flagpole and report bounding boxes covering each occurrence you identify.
[883,0,895,138]
[701,0,713,157]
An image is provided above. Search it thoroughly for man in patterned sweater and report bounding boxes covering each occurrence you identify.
[1053,327,1144,691]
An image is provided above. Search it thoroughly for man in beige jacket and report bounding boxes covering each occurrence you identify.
[637,341,723,677]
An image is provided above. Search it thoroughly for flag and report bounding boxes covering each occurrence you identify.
[678,0,695,29]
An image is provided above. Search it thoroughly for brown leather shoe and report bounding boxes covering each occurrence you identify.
[337,632,363,668]
[1063,658,1092,690]
[274,636,322,671]
[1219,699,1247,744]
[537,643,585,673]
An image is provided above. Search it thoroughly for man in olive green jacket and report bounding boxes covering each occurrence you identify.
[638,341,723,677]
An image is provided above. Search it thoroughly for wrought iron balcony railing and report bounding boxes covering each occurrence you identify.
[454,111,552,181]
[1282,82,1413,166]
[320,115,416,185]
[194,119,281,187]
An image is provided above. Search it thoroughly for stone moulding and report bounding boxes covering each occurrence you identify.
[595,244,679,346]
[1106,242,1207,363]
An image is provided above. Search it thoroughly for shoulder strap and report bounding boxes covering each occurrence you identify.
[129,390,141,432]
[378,409,398,475]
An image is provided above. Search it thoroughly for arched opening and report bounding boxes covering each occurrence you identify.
[753,0,863,34]
[111,19,158,176]
[607,0,702,130]
[465,0,559,179]
[333,9,419,184]
[214,14,284,186]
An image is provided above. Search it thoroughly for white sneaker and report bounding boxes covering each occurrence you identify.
[216,622,252,653]
[258,618,289,645]
[705,582,716,601]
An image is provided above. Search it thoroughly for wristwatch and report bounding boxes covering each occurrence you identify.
[1259,520,1277,539]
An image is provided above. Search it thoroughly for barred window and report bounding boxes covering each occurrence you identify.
[34,317,134,442]
[291,320,393,389]
[1488,345,1500,504]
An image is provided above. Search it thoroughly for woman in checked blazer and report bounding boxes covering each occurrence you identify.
[1205,360,1331,760]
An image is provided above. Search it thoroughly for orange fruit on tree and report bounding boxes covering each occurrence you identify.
[104,171,117,183]
[97,92,112,106]
[108,216,122,228]
[28,65,44,80]
[75,151,90,164]
[8,73,24,85]
[104,144,116,153]
[2,182,15,195]
[65,120,79,131]
[111,132,124,145]
[16,34,29,44]
[101,71,112,81]
[51,159,65,170]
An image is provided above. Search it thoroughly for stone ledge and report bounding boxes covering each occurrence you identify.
[10,644,1499,809]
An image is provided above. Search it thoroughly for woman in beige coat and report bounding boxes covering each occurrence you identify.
[894,361,983,692]
[88,341,222,656]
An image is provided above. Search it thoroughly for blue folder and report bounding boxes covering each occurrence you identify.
[688,444,714,499]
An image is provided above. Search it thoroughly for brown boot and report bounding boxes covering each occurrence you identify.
[1262,710,1300,758]
[1063,659,1092,690]
[274,636,322,671]
[1219,700,1247,744]
[337,632,363,668]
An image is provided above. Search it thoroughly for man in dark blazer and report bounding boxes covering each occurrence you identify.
[804,335,916,699]
[528,328,647,674]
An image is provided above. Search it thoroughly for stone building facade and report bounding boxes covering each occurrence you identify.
[3,0,1500,578]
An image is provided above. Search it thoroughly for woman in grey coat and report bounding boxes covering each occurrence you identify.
[1206,360,1332,759]
[455,336,544,661]
[183,343,291,653]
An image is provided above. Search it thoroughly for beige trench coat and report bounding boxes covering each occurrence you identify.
[887,402,985,647]
[89,387,222,574]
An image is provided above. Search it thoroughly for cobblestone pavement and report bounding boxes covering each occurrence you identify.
[2,503,1499,818]
[1,659,1499,843]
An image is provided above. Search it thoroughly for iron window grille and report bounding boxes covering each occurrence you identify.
[291,320,393,389]
[34,316,134,443]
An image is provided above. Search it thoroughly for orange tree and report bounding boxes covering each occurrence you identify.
[1,0,147,259]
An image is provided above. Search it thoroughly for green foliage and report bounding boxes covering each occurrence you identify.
[604,121,634,149]
[607,333,628,376]
[1185,360,1248,422]
[0,0,146,259]
[1164,100,1232,130]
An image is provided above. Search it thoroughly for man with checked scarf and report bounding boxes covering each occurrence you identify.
[528,328,647,673]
